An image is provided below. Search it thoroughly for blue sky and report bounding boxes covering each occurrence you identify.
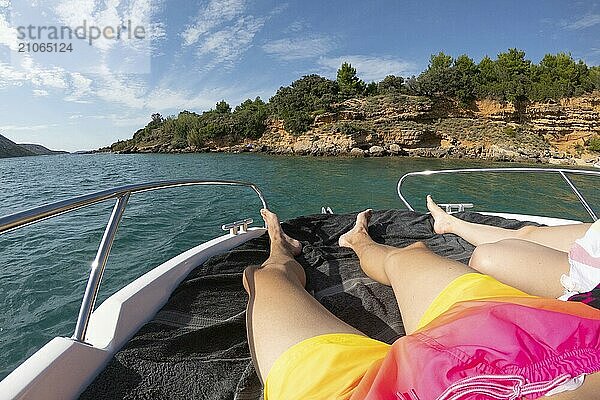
[0,0,599,151]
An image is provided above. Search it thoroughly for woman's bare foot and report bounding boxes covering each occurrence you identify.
[260,209,302,257]
[339,209,373,248]
[426,195,457,235]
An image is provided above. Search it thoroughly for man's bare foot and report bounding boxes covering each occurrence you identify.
[426,195,457,235]
[260,209,302,256]
[243,209,305,293]
[339,209,373,248]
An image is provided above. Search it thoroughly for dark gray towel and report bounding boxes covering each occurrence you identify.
[80,210,536,400]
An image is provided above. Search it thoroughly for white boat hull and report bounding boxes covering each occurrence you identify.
[0,228,266,400]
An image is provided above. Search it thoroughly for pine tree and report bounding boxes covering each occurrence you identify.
[337,62,366,98]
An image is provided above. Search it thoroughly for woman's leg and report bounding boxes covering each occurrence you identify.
[427,196,573,297]
[339,210,478,334]
[427,195,591,252]
[469,239,568,297]
[244,209,364,383]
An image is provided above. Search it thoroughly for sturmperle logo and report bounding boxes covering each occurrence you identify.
[4,0,157,75]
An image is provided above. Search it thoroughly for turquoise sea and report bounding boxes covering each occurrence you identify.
[0,153,598,380]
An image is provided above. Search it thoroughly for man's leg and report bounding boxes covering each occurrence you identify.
[427,195,590,252]
[339,210,478,334]
[244,209,364,383]
[339,210,600,399]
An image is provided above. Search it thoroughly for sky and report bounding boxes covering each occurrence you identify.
[0,0,599,152]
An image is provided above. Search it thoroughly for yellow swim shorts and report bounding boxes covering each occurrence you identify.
[416,272,536,329]
[264,273,536,400]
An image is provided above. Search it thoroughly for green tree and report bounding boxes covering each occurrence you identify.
[528,53,588,100]
[269,74,339,134]
[151,113,163,124]
[589,66,600,91]
[494,48,531,102]
[377,75,405,95]
[337,62,366,98]
[404,75,420,95]
[452,55,478,104]
[476,55,501,99]
[173,111,200,148]
[418,52,454,96]
[365,81,378,96]
[232,97,269,139]
[215,100,232,114]
[187,128,206,148]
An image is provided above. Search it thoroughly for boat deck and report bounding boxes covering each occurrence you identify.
[80,209,540,400]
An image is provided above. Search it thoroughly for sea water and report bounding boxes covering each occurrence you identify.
[0,153,597,379]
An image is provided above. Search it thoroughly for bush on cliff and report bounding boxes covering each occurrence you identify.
[377,75,405,95]
[232,97,269,140]
[588,136,600,152]
[586,66,600,91]
[269,74,339,134]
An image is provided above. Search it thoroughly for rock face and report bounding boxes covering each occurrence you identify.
[253,93,600,165]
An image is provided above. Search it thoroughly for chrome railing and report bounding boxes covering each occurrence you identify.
[0,180,268,342]
[397,168,599,221]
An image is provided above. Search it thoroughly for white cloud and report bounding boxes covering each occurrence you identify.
[0,62,26,88]
[181,0,246,46]
[66,113,150,127]
[195,15,265,69]
[180,0,270,70]
[20,56,69,89]
[145,85,240,112]
[65,72,93,102]
[32,89,49,96]
[93,68,147,108]
[562,14,600,30]
[286,20,309,33]
[318,55,418,82]
[50,0,163,71]
[0,12,18,50]
[262,35,334,60]
[0,55,70,89]
[108,114,151,127]
[0,124,53,131]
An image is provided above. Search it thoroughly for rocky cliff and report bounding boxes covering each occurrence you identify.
[251,93,600,165]
[110,93,600,166]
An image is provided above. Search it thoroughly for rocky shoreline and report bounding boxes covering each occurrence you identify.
[109,94,600,167]
[117,140,597,166]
